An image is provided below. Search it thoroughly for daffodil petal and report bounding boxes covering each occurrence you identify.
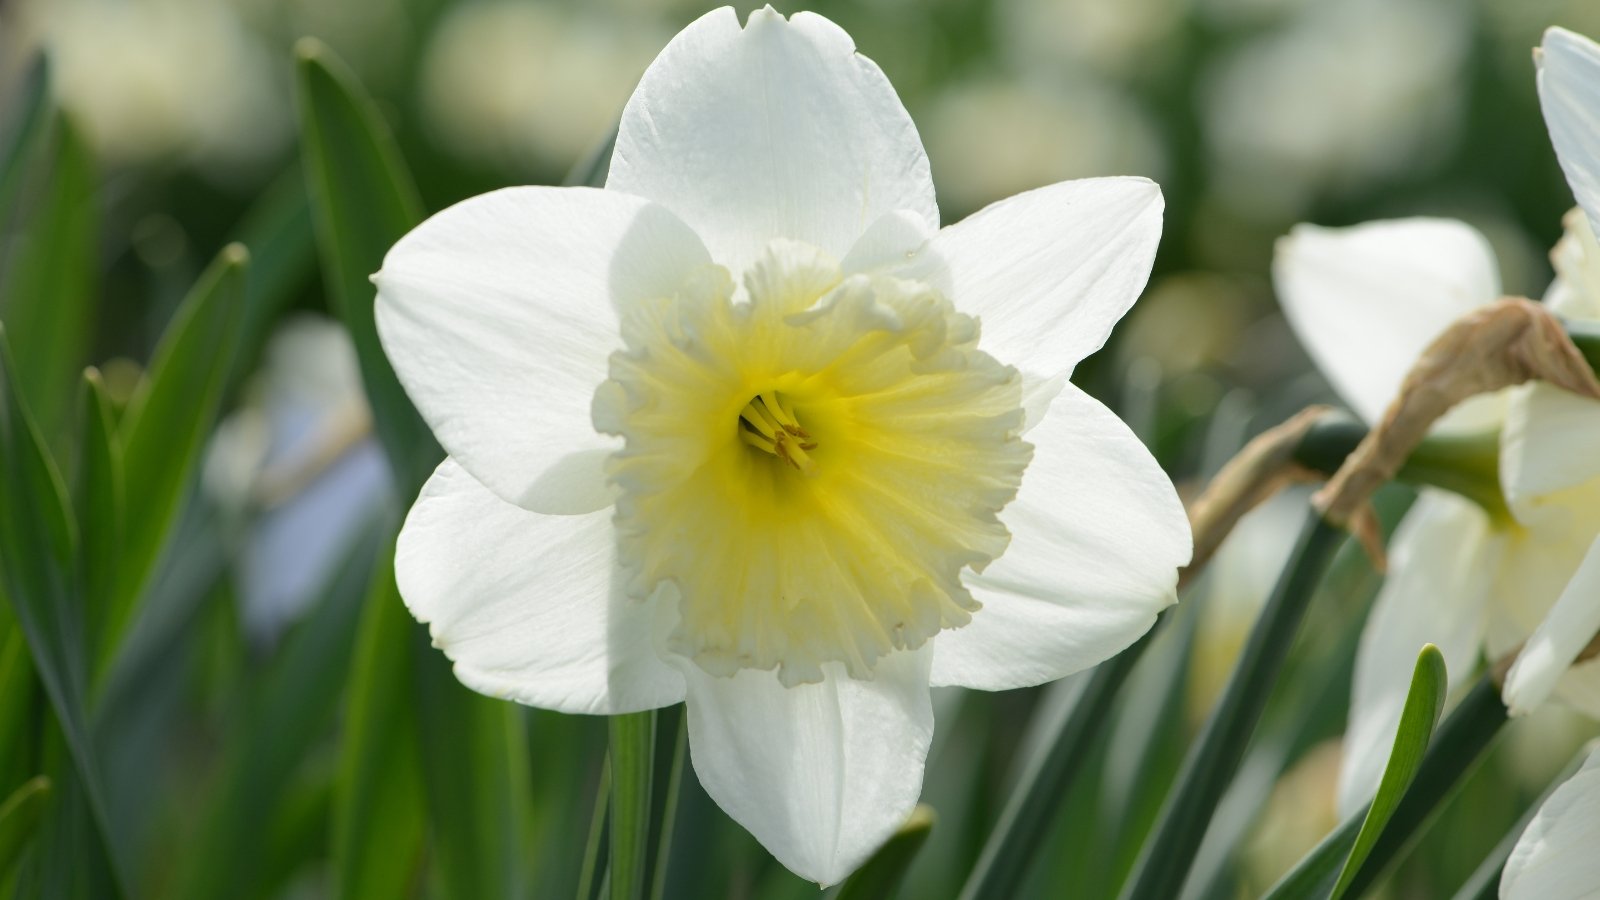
[1539,27,1600,237]
[395,459,685,714]
[374,186,711,514]
[1335,490,1495,818]
[1501,383,1600,514]
[932,383,1189,691]
[608,6,937,278]
[681,649,933,886]
[897,177,1163,381]
[1500,745,1600,900]
[1271,218,1502,429]
[1503,534,1600,717]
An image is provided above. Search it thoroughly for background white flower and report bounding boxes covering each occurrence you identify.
[374,5,1189,883]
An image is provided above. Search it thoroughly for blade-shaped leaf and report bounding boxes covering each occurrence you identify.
[74,370,122,668]
[0,330,125,894]
[332,548,426,900]
[0,776,49,880]
[0,112,97,442]
[110,245,249,675]
[609,710,656,900]
[0,54,50,226]
[833,805,936,900]
[412,636,532,900]
[293,38,438,493]
[1330,644,1447,898]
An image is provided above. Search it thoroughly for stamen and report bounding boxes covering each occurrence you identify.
[739,392,817,473]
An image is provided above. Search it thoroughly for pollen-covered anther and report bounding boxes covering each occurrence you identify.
[738,393,818,473]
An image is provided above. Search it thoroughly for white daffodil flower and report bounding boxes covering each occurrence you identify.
[1274,30,1600,820]
[1500,742,1600,900]
[372,6,1190,884]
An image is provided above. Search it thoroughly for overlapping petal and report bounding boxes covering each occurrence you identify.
[1539,28,1600,236]
[1335,490,1496,817]
[608,6,937,277]
[931,383,1189,691]
[1272,218,1503,429]
[1500,745,1600,900]
[1503,535,1600,717]
[395,459,685,714]
[896,177,1163,385]
[1501,383,1600,513]
[681,649,933,886]
[374,186,711,513]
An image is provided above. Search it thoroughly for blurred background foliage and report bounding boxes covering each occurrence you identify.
[0,0,1597,897]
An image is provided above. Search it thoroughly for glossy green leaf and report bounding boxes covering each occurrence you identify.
[1330,644,1447,899]
[0,331,125,894]
[834,805,936,900]
[1118,513,1344,900]
[1264,674,1510,900]
[412,637,532,900]
[0,776,49,879]
[0,112,97,442]
[332,548,426,900]
[293,37,438,493]
[108,245,248,679]
[74,371,122,669]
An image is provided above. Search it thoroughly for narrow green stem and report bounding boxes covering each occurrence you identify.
[958,628,1156,900]
[608,711,656,900]
[1118,511,1344,900]
[576,759,610,900]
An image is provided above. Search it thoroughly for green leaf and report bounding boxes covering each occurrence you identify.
[109,245,249,677]
[1263,674,1510,900]
[0,112,97,442]
[332,548,426,900]
[293,37,439,493]
[174,524,384,900]
[609,710,656,900]
[833,805,936,900]
[74,370,122,669]
[0,774,46,876]
[412,637,532,900]
[0,617,36,792]
[229,165,318,392]
[0,54,50,231]
[0,776,49,879]
[577,759,611,900]
[1330,644,1447,899]
[1118,513,1344,900]
[0,330,126,894]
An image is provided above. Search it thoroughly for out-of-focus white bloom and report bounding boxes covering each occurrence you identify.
[1500,742,1600,900]
[4,0,287,169]
[921,75,1167,216]
[204,315,393,642]
[993,0,1183,79]
[419,1,668,175]
[1243,740,1344,891]
[1202,0,1469,218]
[377,7,1189,882]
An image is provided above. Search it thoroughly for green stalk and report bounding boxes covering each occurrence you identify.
[608,711,657,900]
[1118,512,1344,900]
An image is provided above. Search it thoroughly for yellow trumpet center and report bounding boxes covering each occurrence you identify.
[593,239,1031,685]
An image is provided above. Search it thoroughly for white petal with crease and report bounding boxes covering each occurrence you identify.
[1539,28,1600,236]
[608,6,937,277]
[1504,534,1600,717]
[1272,218,1502,429]
[896,177,1162,381]
[1335,490,1495,817]
[932,383,1190,690]
[681,649,933,886]
[375,186,711,513]
[395,459,685,714]
[1501,744,1600,900]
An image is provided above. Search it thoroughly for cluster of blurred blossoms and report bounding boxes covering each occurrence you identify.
[1273,27,1600,895]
